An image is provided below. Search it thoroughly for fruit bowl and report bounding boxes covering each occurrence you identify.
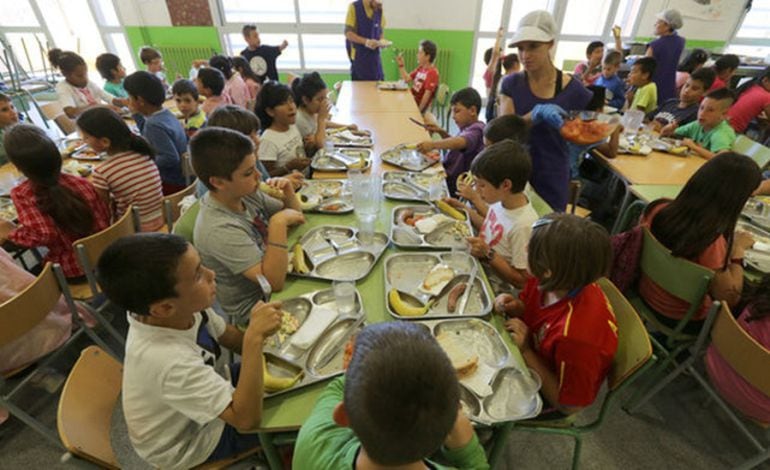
[560,111,620,145]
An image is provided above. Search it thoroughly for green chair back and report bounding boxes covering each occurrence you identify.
[172,200,200,244]
[435,83,450,107]
[639,228,714,315]
[732,135,770,169]
[613,200,647,234]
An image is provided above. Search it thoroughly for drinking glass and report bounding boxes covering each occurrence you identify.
[333,281,357,315]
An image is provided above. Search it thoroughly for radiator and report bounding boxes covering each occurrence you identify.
[399,47,451,87]
[153,45,217,80]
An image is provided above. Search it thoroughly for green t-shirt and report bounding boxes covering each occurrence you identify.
[104,80,128,98]
[630,82,658,114]
[674,119,736,152]
[293,377,490,470]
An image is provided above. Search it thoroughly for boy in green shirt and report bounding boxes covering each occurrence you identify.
[0,93,19,165]
[96,53,128,98]
[293,322,489,470]
[626,57,658,114]
[664,87,736,160]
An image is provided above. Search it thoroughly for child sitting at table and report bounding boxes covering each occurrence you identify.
[650,67,715,131]
[96,53,128,98]
[171,79,206,139]
[139,46,168,92]
[416,87,485,197]
[255,81,311,176]
[293,322,489,469]
[191,127,304,325]
[626,57,658,114]
[726,65,770,134]
[96,233,283,469]
[209,55,250,109]
[0,93,19,165]
[662,87,737,160]
[709,54,740,92]
[0,124,110,280]
[292,72,356,154]
[594,50,626,110]
[196,67,231,115]
[396,40,440,115]
[124,71,188,194]
[495,213,618,415]
[231,56,261,108]
[574,40,604,86]
[444,140,538,293]
[49,49,127,119]
[76,107,164,231]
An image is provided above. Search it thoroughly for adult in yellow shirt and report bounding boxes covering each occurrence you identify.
[345,0,386,81]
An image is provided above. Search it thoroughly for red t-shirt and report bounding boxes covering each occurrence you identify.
[409,65,439,110]
[520,277,619,407]
[709,75,727,92]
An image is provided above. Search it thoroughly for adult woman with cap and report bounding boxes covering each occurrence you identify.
[647,9,686,105]
[498,10,592,211]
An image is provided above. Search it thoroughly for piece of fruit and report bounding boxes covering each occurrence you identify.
[347,156,365,169]
[259,182,284,199]
[263,356,302,392]
[292,244,310,274]
[456,171,474,189]
[388,288,433,317]
[670,146,688,155]
[436,200,466,221]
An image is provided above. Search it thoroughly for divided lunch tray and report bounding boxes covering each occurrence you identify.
[297,179,353,214]
[290,225,389,281]
[416,318,543,424]
[264,287,365,397]
[311,148,373,172]
[380,145,439,172]
[382,171,448,202]
[737,220,770,274]
[391,205,473,250]
[325,129,373,148]
[384,252,493,319]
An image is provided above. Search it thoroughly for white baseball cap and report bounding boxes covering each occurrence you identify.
[656,9,683,30]
[508,10,557,47]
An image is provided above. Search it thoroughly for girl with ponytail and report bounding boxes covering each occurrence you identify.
[0,124,110,279]
[76,107,164,231]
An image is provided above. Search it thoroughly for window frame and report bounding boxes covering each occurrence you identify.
[727,1,770,53]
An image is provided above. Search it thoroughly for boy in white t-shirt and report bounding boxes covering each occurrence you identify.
[444,139,537,292]
[96,233,282,469]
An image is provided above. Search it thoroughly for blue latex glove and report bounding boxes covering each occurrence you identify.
[531,104,567,129]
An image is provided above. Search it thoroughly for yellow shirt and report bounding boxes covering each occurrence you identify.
[630,82,658,114]
[345,2,386,61]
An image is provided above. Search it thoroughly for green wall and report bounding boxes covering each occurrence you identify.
[125,26,475,94]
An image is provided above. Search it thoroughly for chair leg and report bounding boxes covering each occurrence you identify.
[83,302,126,349]
[81,326,122,361]
[734,448,770,470]
[258,432,283,470]
[626,357,696,414]
[0,398,62,448]
[487,422,514,468]
[571,435,583,470]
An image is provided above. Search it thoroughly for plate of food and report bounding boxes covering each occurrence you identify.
[650,137,689,156]
[560,111,620,146]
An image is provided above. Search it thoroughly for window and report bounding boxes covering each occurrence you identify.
[225,32,301,69]
[37,0,106,79]
[0,1,39,27]
[92,0,121,27]
[734,0,770,40]
[479,0,505,32]
[108,33,136,73]
[509,0,555,30]
[221,0,296,23]
[613,0,643,36]
[302,34,349,69]
[561,0,613,36]
[298,0,349,24]
[4,33,48,72]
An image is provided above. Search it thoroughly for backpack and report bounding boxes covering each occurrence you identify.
[610,225,644,293]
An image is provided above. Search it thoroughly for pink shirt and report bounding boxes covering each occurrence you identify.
[726,84,770,133]
[201,95,230,115]
[223,73,250,109]
[705,307,770,422]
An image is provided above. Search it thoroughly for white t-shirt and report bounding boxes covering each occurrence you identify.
[55,79,115,109]
[480,200,538,270]
[122,309,232,469]
[258,126,305,169]
[295,108,317,138]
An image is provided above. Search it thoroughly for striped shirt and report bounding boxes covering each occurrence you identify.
[92,151,164,231]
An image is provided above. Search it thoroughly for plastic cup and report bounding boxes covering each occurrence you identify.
[357,212,377,245]
[333,281,356,315]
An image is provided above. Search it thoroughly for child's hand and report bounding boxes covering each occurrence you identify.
[416,140,434,153]
[270,208,306,227]
[505,318,531,352]
[395,54,405,68]
[659,121,677,136]
[466,236,490,259]
[286,171,305,190]
[732,231,755,258]
[424,123,444,134]
[346,124,358,131]
[0,219,16,242]
[318,98,331,121]
[444,406,474,450]
[266,177,295,198]
[494,294,525,317]
[286,157,312,171]
[682,138,698,150]
[612,25,622,38]
[442,197,465,210]
[244,301,282,346]
[456,182,477,202]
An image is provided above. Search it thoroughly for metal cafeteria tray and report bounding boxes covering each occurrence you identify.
[391,205,473,249]
[384,251,492,319]
[380,145,439,172]
[326,129,374,148]
[415,318,543,424]
[311,148,373,172]
[290,225,389,281]
[264,287,365,397]
[382,171,449,202]
[297,179,353,214]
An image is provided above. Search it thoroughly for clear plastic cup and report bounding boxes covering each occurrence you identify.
[357,212,377,245]
[333,281,356,315]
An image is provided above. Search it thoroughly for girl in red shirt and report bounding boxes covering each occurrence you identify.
[495,213,618,415]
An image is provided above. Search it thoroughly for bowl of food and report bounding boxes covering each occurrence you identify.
[560,111,620,146]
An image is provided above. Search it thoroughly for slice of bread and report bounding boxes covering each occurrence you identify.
[436,332,478,379]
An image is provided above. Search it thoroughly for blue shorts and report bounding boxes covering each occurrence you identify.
[204,363,262,462]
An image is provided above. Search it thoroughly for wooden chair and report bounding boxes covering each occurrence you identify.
[0,264,119,448]
[732,134,770,170]
[163,180,197,231]
[627,302,770,468]
[39,101,76,135]
[57,346,122,469]
[488,278,655,469]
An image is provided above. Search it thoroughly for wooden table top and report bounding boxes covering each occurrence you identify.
[335,81,420,114]
[629,184,684,203]
[592,149,705,186]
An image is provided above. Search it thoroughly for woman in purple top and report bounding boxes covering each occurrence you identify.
[647,9,686,105]
[344,0,385,81]
[499,10,591,211]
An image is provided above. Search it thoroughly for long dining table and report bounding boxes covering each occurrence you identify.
[256,81,552,468]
